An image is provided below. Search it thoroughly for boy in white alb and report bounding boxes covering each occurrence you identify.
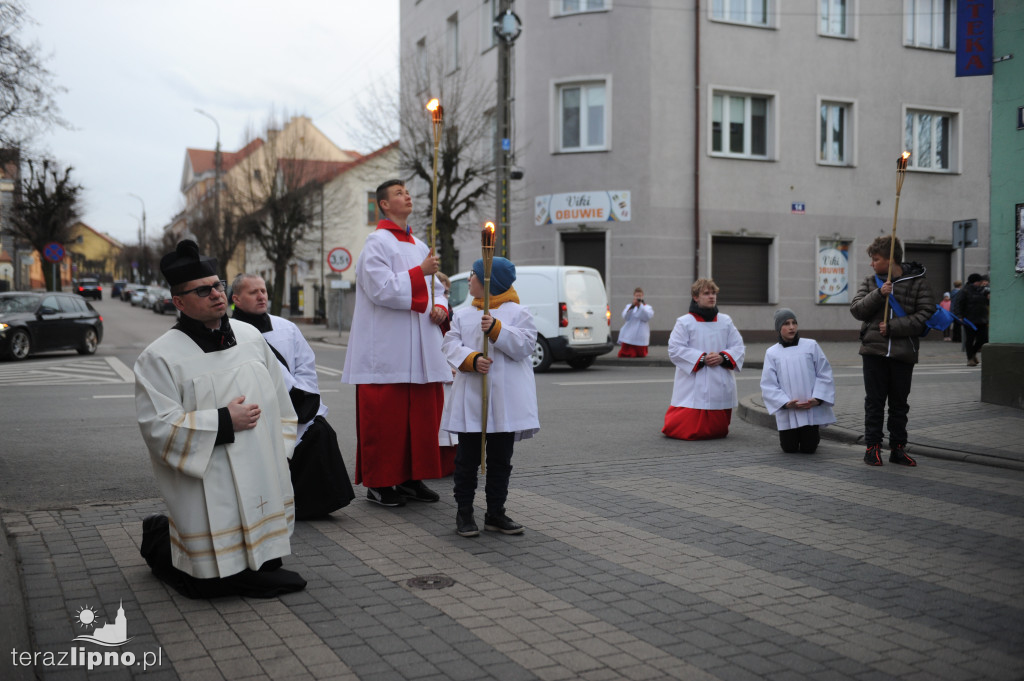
[341,180,451,507]
[441,257,539,537]
[759,308,836,454]
[618,287,654,358]
[663,278,745,440]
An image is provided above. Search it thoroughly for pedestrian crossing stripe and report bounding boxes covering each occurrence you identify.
[0,356,135,386]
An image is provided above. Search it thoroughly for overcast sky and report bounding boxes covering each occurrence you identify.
[26,0,400,245]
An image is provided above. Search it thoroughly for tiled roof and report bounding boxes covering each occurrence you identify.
[187,137,266,175]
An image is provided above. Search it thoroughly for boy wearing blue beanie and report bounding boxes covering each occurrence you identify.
[441,257,540,537]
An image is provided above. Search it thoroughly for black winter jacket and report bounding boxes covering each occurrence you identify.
[850,262,934,364]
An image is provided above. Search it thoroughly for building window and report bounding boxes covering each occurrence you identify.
[711,236,772,304]
[904,108,955,171]
[904,0,954,50]
[446,13,459,73]
[558,81,607,152]
[481,0,498,51]
[819,101,851,165]
[367,191,380,225]
[559,0,607,15]
[711,0,773,27]
[820,0,850,37]
[711,91,772,159]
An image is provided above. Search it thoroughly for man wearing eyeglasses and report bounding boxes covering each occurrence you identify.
[133,239,305,598]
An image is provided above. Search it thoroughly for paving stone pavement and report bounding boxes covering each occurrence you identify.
[4,445,1023,680]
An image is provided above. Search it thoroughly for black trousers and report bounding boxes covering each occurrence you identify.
[453,432,515,514]
[862,354,915,448]
[779,425,820,453]
[965,323,988,361]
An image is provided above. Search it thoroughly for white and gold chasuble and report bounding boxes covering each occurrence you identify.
[134,321,298,578]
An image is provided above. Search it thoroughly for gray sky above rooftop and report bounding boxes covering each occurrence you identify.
[27,0,399,245]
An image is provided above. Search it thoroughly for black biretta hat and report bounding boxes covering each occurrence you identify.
[160,239,218,287]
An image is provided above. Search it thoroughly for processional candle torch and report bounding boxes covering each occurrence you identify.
[479,222,496,474]
[883,151,911,323]
[426,98,443,307]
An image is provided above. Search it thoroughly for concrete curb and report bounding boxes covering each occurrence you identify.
[736,393,1024,472]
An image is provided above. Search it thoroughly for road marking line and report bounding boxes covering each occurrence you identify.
[93,395,134,399]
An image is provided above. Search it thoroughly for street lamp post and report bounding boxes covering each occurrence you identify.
[128,193,147,283]
[493,2,521,259]
[195,109,223,274]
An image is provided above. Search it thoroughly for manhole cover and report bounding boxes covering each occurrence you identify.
[406,574,455,590]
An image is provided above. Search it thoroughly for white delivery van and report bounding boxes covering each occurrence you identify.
[447,265,613,372]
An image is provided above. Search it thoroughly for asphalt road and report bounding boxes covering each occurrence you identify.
[0,296,981,512]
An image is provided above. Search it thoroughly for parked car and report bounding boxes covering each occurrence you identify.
[121,283,142,302]
[0,292,104,360]
[129,286,151,307]
[75,278,102,300]
[148,287,176,314]
[111,280,128,299]
[447,265,613,372]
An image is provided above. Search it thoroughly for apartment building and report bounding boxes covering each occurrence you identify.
[401,0,991,339]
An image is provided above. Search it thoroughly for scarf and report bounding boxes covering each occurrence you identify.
[779,333,801,348]
[472,287,520,310]
[232,308,273,333]
[688,298,718,322]
[174,313,237,353]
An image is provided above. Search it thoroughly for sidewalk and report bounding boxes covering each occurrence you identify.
[3,331,1023,680]
[314,329,1024,471]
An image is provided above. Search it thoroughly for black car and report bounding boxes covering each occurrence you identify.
[0,292,104,360]
[76,278,103,300]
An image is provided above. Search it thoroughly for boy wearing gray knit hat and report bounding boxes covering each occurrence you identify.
[759,309,837,454]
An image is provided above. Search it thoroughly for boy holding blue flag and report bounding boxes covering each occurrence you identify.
[850,236,934,467]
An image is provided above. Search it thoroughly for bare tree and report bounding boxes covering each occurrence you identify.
[354,51,494,274]
[7,159,82,290]
[229,114,338,315]
[0,1,69,150]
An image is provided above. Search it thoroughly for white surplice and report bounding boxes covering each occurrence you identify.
[618,303,654,346]
[667,313,745,410]
[341,228,450,385]
[263,314,325,442]
[760,338,837,431]
[441,302,540,440]
[134,321,298,579]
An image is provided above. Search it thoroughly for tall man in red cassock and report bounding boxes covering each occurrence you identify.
[342,180,451,507]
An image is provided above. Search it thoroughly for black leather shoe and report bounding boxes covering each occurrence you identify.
[396,480,440,502]
[456,508,479,537]
[484,512,524,535]
[366,487,406,507]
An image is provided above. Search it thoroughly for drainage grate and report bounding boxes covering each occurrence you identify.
[406,574,455,590]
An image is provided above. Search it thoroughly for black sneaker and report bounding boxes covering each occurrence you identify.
[395,480,440,503]
[366,487,406,507]
[484,513,524,535]
[889,444,917,467]
[456,508,479,537]
[864,444,883,466]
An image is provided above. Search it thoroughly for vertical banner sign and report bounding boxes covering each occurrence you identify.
[817,240,851,304]
[956,0,993,77]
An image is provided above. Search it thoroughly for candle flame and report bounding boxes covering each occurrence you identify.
[426,98,440,112]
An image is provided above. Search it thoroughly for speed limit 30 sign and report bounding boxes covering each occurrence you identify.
[327,247,352,273]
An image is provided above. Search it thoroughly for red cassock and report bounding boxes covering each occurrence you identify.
[355,383,445,487]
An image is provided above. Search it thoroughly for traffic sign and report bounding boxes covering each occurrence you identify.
[43,241,65,263]
[327,247,352,273]
[953,219,979,248]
